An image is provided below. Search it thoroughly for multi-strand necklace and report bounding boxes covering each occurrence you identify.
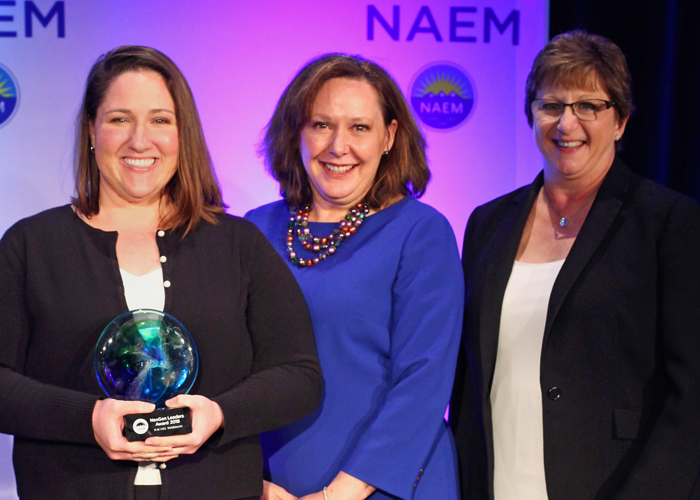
[286,202,370,268]
[542,187,596,228]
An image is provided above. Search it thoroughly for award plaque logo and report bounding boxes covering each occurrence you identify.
[409,62,476,131]
[95,309,198,441]
[0,63,20,129]
[132,419,149,435]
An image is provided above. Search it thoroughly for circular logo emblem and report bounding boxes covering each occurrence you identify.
[133,418,149,435]
[0,63,20,129]
[409,62,476,131]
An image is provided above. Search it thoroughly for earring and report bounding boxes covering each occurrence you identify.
[615,135,620,141]
[383,150,389,156]
[89,143,95,153]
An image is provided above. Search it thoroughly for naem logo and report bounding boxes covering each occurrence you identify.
[133,418,149,435]
[0,63,20,129]
[409,62,475,131]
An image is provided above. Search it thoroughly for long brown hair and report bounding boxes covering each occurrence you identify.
[260,53,429,209]
[73,46,226,234]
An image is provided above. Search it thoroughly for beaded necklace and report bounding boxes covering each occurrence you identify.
[286,202,370,268]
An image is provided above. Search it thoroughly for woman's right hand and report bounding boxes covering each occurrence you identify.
[92,399,177,462]
[262,480,298,500]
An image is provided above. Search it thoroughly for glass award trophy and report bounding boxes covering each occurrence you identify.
[95,310,198,441]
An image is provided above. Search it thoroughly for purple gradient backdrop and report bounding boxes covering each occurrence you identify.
[0,1,547,497]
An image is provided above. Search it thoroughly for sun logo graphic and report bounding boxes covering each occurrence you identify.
[409,62,475,131]
[0,63,20,129]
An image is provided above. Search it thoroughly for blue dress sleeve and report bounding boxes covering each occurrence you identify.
[341,211,464,499]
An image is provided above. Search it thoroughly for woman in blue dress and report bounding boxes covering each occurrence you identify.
[246,54,463,500]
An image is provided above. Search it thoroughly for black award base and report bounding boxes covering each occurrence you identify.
[124,408,192,442]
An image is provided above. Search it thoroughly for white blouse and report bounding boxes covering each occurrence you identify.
[491,259,564,500]
[119,267,165,486]
[119,267,165,312]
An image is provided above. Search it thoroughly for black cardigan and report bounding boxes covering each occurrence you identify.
[0,205,323,500]
[450,159,700,499]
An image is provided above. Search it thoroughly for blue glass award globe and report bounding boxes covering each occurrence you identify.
[95,310,198,407]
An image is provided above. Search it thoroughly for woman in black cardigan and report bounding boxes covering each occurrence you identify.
[0,46,322,500]
[450,31,700,500]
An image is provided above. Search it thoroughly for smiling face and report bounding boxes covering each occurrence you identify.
[300,77,397,216]
[533,80,627,184]
[90,70,178,208]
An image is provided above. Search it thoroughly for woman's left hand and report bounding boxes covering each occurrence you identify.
[298,471,375,500]
[297,494,324,500]
[143,394,224,455]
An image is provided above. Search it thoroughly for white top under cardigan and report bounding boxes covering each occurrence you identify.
[490,259,564,500]
[119,267,165,486]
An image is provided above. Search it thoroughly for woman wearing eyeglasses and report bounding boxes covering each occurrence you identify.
[449,30,700,500]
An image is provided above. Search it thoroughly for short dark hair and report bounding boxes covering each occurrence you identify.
[73,46,225,235]
[259,53,429,209]
[525,30,634,128]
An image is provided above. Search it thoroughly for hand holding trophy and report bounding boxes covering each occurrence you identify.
[95,310,198,441]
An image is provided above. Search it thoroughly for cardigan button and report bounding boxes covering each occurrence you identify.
[157,230,165,237]
[163,280,171,288]
[547,387,561,401]
[159,463,167,470]
[160,255,167,263]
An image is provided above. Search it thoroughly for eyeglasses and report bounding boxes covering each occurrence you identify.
[531,99,615,121]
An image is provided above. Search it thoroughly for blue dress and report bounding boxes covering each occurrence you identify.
[246,197,463,500]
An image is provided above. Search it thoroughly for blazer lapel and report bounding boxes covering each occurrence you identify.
[479,174,543,397]
[543,158,632,346]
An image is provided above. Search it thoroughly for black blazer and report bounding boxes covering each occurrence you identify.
[450,158,700,500]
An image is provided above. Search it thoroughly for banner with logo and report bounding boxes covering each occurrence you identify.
[0,1,547,496]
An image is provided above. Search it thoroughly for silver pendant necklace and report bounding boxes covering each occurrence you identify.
[542,187,596,228]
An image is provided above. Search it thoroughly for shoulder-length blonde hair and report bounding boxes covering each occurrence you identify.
[73,46,226,234]
[260,53,430,209]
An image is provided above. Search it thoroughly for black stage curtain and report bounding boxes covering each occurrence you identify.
[549,0,700,201]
